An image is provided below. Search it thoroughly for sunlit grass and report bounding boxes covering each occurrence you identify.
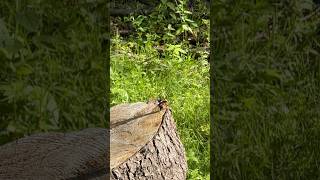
[111,35,210,179]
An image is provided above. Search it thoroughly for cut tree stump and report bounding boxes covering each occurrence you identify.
[110,100,187,180]
[0,128,109,180]
[0,101,187,180]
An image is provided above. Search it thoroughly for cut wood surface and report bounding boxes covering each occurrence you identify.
[110,101,187,180]
[110,101,165,169]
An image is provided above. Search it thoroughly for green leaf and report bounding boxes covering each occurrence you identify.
[182,24,188,31]
[242,97,256,109]
[264,69,282,80]
[184,10,193,14]
[16,9,41,33]
[0,20,24,59]
[160,0,167,3]
[169,12,177,20]
[16,64,33,76]
[0,19,11,47]
[1,37,24,59]
[185,18,195,23]
[47,94,59,125]
[167,2,175,11]
[47,95,58,113]
[6,120,26,134]
[299,1,313,10]
[176,27,183,35]
[182,24,193,33]
[0,48,11,59]
[167,24,175,31]
[39,120,49,131]
[7,121,16,133]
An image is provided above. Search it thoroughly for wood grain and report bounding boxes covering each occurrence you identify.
[110,101,165,169]
[111,109,188,180]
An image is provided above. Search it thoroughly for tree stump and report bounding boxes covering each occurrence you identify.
[110,101,187,180]
[0,101,187,180]
[0,128,109,180]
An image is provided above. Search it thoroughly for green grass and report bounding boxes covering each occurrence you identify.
[111,34,210,179]
[212,0,320,179]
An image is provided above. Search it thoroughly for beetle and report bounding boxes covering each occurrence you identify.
[157,99,168,110]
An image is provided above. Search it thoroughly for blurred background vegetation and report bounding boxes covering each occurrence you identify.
[212,0,320,179]
[0,0,107,144]
[2,0,319,179]
[110,0,210,179]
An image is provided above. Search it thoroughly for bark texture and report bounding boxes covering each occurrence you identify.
[0,128,109,180]
[111,110,187,180]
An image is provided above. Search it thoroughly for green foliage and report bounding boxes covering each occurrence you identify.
[111,0,209,178]
[122,0,209,44]
[0,1,107,144]
[212,0,320,179]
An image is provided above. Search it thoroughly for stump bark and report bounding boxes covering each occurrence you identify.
[0,101,187,180]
